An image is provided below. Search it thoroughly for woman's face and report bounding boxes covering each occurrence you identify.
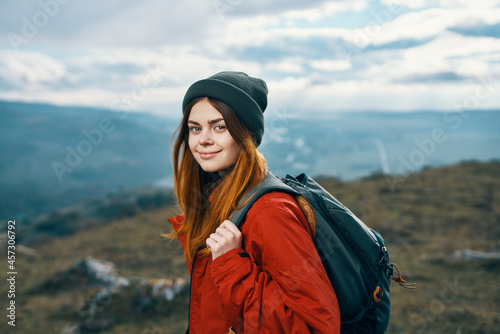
[188,98,242,173]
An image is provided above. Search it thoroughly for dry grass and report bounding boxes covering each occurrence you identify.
[2,160,499,333]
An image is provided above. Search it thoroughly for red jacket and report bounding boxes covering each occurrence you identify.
[169,191,341,334]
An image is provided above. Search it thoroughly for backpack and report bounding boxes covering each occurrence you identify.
[231,172,414,333]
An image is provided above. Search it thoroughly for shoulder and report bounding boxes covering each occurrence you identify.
[247,191,298,213]
[242,191,310,236]
[239,191,315,267]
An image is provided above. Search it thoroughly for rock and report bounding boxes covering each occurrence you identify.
[52,257,187,332]
[74,258,130,316]
[132,277,187,313]
[451,249,500,261]
[17,244,37,256]
[59,324,80,334]
[72,257,130,288]
[79,316,114,333]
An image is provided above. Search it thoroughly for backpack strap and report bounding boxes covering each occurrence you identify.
[230,172,299,228]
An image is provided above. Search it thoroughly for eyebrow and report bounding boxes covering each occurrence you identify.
[188,118,225,125]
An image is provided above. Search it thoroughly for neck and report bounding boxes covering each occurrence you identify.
[218,165,235,178]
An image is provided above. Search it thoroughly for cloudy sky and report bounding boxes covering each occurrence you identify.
[0,0,499,117]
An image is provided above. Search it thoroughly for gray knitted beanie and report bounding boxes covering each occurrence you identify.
[182,71,268,146]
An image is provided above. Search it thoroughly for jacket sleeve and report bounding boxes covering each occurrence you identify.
[211,193,341,334]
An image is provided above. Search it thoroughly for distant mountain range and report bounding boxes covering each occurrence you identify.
[1,101,177,219]
[1,100,499,219]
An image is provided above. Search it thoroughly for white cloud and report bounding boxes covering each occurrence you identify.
[379,32,500,80]
[310,59,352,71]
[332,6,500,51]
[222,0,347,18]
[0,0,219,49]
[381,0,438,9]
[268,77,500,113]
[264,58,304,73]
[268,76,310,94]
[382,0,500,9]
[0,46,266,114]
[0,50,69,89]
[438,0,500,8]
[0,87,113,107]
[283,0,366,22]
[75,0,217,47]
[0,0,499,115]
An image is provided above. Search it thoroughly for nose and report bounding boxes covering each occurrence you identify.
[198,129,214,145]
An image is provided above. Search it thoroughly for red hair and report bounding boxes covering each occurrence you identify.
[168,97,267,261]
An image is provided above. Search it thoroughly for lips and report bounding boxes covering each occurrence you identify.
[198,151,221,159]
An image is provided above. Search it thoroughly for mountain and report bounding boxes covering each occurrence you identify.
[261,109,500,180]
[1,101,178,219]
[1,100,499,220]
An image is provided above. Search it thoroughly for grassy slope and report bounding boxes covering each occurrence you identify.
[318,161,500,333]
[2,160,499,333]
[1,207,190,334]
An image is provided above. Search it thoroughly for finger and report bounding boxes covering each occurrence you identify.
[206,238,218,252]
[215,226,235,240]
[221,220,241,235]
[209,232,225,244]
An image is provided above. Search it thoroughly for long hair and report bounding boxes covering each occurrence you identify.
[168,97,267,261]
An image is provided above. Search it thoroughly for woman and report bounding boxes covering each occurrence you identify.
[168,71,340,333]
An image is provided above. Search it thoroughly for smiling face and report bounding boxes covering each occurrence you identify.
[188,98,242,173]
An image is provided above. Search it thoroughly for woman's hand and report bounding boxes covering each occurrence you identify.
[206,220,242,261]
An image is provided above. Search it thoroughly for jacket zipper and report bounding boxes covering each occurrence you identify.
[187,244,205,333]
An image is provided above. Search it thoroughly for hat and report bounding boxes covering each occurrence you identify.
[182,71,268,146]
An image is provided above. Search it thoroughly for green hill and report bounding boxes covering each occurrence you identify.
[1,160,499,333]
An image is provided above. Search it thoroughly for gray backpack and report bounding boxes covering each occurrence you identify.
[231,172,414,333]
